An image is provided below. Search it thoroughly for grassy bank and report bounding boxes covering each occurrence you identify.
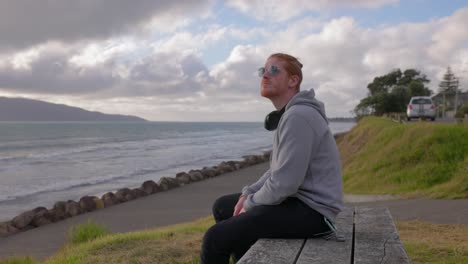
[2,117,467,264]
[1,217,467,264]
[337,117,468,198]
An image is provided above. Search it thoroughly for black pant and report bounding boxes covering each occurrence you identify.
[201,193,332,264]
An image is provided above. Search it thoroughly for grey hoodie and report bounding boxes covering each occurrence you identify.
[242,89,344,223]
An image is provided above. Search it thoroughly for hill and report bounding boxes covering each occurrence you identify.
[0,97,146,122]
[336,117,467,198]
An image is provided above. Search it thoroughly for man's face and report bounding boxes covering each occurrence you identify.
[260,57,290,99]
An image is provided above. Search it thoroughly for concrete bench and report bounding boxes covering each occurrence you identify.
[238,207,409,264]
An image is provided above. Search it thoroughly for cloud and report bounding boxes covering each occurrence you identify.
[1,4,467,120]
[226,0,398,21]
[0,0,213,51]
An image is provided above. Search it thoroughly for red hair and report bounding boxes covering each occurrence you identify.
[269,53,303,90]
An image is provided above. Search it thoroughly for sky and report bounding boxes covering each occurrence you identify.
[0,0,467,121]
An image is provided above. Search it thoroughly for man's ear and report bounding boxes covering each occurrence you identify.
[288,75,299,89]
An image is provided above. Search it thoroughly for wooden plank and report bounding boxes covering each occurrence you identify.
[237,238,304,264]
[296,207,354,264]
[354,207,410,264]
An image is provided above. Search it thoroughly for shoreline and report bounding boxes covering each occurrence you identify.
[0,152,271,237]
[0,132,351,238]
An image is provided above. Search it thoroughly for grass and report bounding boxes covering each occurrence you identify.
[68,220,111,245]
[1,117,467,263]
[45,217,215,264]
[0,257,34,264]
[337,117,468,198]
[396,220,468,264]
[1,217,466,264]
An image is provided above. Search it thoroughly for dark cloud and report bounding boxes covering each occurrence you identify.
[0,50,117,94]
[0,0,212,51]
[0,48,209,97]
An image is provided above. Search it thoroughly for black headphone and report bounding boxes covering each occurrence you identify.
[264,107,286,131]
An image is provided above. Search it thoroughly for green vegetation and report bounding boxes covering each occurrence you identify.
[0,257,34,264]
[337,117,467,198]
[68,220,111,245]
[354,69,431,116]
[1,116,466,264]
[47,217,214,264]
[455,103,468,118]
[2,216,466,264]
[397,220,468,264]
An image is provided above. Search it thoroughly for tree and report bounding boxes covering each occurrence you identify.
[438,67,459,116]
[354,68,431,116]
[439,67,459,94]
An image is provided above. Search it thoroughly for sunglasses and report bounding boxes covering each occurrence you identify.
[258,65,280,77]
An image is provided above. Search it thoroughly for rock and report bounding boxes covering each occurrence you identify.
[201,167,216,178]
[226,161,240,170]
[0,222,19,237]
[79,196,98,212]
[47,208,65,222]
[102,192,119,207]
[141,180,158,195]
[131,188,146,199]
[11,209,36,229]
[52,201,68,221]
[65,200,83,217]
[115,188,132,202]
[188,170,204,182]
[216,162,234,174]
[30,207,52,227]
[176,172,191,185]
[158,177,179,191]
[31,214,52,227]
[243,155,262,165]
[94,197,105,209]
[211,166,222,176]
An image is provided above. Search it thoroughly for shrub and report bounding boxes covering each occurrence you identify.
[0,257,34,264]
[455,103,468,118]
[68,220,110,244]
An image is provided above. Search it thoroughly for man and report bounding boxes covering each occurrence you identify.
[201,53,343,264]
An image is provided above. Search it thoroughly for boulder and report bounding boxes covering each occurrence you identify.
[11,209,36,229]
[0,222,19,237]
[52,201,68,221]
[131,188,146,199]
[226,161,241,170]
[216,162,234,174]
[201,167,216,178]
[188,170,204,182]
[141,180,159,195]
[47,208,65,222]
[30,207,53,227]
[176,172,191,185]
[158,177,179,191]
[94,197,105,209]
[102,192,119,207]
[243,155,262,165]
[211,166,222,176]
[65,200,83,217]
[79,196,98,212]
[115,188,132,202]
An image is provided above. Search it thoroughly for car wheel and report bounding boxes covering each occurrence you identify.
[407,117,411,121]
[431,117,435,121]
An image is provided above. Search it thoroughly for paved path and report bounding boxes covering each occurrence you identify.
[1,162,467,261]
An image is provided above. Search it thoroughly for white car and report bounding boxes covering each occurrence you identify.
[406,96,436,121]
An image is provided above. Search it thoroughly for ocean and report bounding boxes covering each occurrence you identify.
[0,121,355,221]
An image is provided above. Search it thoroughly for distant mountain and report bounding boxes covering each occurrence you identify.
[0,97,147,122]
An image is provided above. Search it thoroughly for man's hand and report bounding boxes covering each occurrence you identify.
[233,195,247,216]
